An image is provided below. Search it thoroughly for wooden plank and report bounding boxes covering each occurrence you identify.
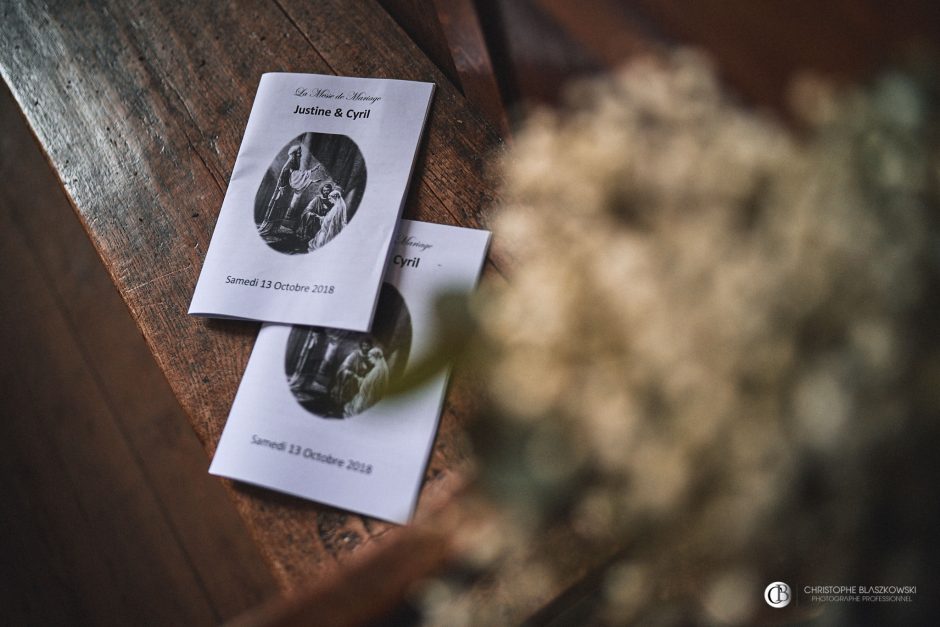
[482,0,606,107]
[432,0,511,137]
[0,0,503,593]
[377,0,462,87]
[0,178,220,626]
[533,0,657,69]
[229,522,453,627]
[0,83,278,620]
[625,0,938,111]
[486,0,938,112]
[380,0,511,136]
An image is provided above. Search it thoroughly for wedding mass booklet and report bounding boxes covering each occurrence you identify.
[209,220,491,523]
[189,73,435,330]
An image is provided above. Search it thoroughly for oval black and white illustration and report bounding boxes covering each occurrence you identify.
[255,132,367,255]
[285,284,412,419]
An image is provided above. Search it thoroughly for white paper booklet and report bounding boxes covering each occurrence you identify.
[209,220,490,523]
[189,73,435,330]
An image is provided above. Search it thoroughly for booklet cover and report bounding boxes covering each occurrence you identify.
[189,73,435,330]
[209,220,490,523]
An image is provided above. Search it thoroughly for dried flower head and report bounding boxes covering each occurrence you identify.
[424,51,940,626]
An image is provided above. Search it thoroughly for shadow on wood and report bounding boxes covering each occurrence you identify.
[0,79,278,626]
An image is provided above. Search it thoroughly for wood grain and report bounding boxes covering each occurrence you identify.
[380,0,510,136]
[0,81,278,624]
[0,204,219,625]
[0,0,503,597]
[377,0,462,88]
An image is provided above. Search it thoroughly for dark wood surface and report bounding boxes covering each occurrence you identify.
[380,0,510,135]
[485,0,939,114]
[0,83,277,625]
[378,0,462,88]
[0,0,503,598]
[626,0,940,111]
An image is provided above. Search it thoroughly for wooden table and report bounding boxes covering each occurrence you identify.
[3,0,936,623]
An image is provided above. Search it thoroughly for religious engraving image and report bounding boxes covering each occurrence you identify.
[255,132,367,254]
[284,284,412,418]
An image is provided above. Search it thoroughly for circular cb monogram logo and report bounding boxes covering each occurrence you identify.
[764,582,791,608]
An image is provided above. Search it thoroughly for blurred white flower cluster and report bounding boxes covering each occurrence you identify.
[428,50,939,625]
